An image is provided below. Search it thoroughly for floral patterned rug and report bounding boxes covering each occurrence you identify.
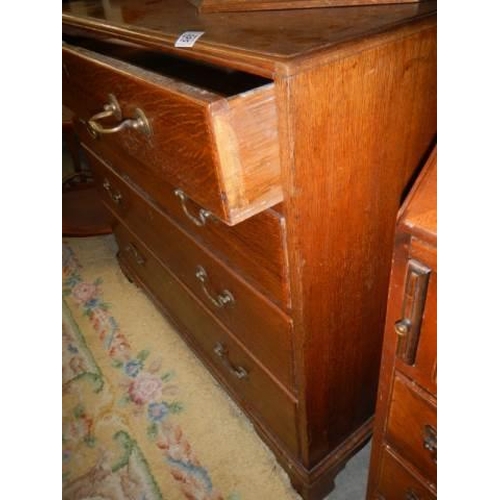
[62,235,300,500]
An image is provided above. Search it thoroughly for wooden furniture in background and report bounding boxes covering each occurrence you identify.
[62,1,436,497]
[62,106,114,237]
[366,147,437,499]
[189,0,421,14]
[62,106,82,174]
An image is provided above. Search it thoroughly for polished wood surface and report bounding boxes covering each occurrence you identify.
[377,449,436,500]
[191,0,420,14]
[400,146,437,246]
[114,222,300,456]
[63,2,437,497]
[85,148,294,391]
[386,375,437,484]
[396,238,437,396]
[62,186,114,237]
[277,23,436,473]
[63,43,281,224]
[63,0,436,76]
[84,144,290,309]
[367,146,437,499]
[62,107,114,236]
[63,106,83,173]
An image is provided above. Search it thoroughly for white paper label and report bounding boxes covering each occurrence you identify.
[175,31,205,48]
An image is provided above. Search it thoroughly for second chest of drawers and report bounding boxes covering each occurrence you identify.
[366,147,437,499]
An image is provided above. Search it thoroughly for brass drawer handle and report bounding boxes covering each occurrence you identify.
[422,424,437,463]
[213,342,248,380]
[174,189,212,227]
[87,94,151,138]
[102,178,122,205]
[125,243,145,266]
[395,259,431,365]
[86,94,121,138]
[195,266,234,308]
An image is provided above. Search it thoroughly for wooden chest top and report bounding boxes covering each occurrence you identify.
[399,146,437,246]
[63,0,437,76]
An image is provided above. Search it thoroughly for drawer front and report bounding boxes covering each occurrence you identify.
[62,43,282,225]
[114,222,299,457]
[376,448,436,500]
[391,240,437,397]
[399,240,437,396]
[84,146,290,310]
[88,152,294,391]
[386,375,437,486]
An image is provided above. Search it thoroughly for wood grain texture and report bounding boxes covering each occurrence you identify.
[63,3,437,498]
[79,136,290,308]
[366,148,437,499]
[62,0,436,77]
[191,0,420,14]
[386,375,437,485]
[210,85,282,223]
[397,238,437,395]
[276,21,436,471]
[377,448,436,500]
[62,186,114,236]
[114,221,300,456]
[86,149,295,392]
[63,43,282,224]
[400,146,437,246]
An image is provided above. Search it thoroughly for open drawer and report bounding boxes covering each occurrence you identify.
[62,39,282,225]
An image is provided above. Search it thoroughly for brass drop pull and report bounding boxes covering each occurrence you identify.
[102,179,122,205]
[422,424,437,462]
[174,189,212,226]
[125,243,145,266]
[213,342,248,380]
[87,94,151,138]
[395,259,431,365]
[195,266,234,308]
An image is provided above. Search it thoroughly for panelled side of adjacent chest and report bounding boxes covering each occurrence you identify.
[367,147,437,500]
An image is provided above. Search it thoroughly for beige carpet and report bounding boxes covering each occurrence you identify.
[62,234,302,500]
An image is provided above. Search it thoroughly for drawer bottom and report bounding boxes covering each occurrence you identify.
[113,221,300,458]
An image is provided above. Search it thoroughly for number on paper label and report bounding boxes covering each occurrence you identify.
[175,31,205,48]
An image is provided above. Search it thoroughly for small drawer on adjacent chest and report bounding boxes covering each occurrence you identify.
[376,448,436,500]
[114,222,299,457]
[62,40,281,225]
[393,248,437,397]
[386,374,437,487]
[84,146,290,310]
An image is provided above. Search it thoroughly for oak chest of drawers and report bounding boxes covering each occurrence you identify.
[62,2,437,498]
[366,146,437,499]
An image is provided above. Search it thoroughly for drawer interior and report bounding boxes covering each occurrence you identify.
[63,34,282,225]
[62,34,272,97]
